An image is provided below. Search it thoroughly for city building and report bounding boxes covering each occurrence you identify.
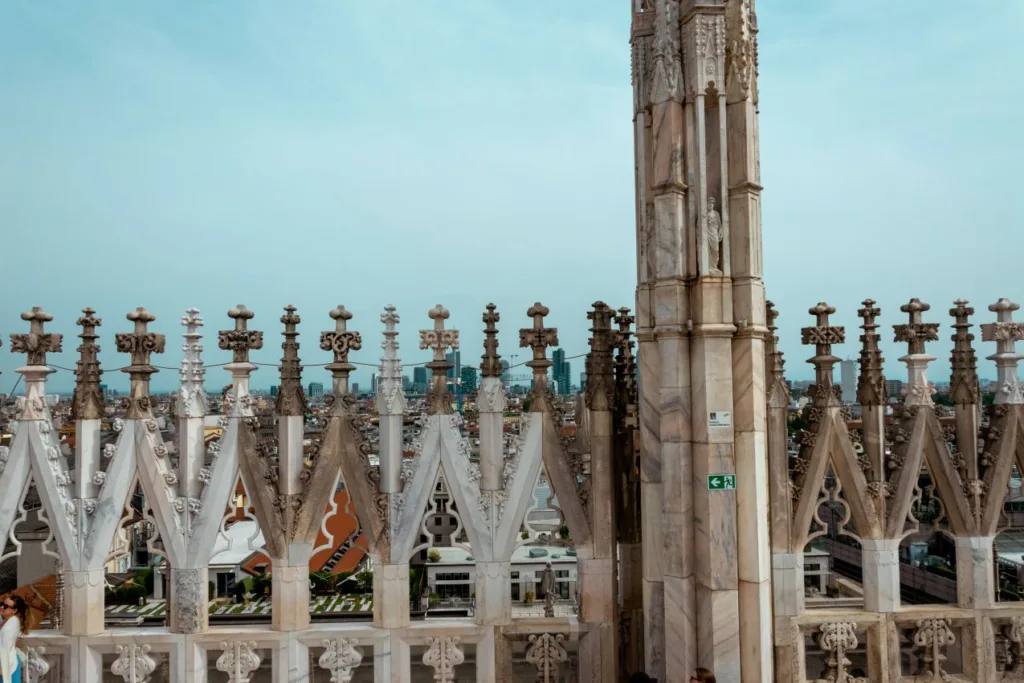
[840,359,857,403]
[552,348,572,395]
[500,359,511,386]
[413,366,428,393]
[445,350,461,382]
[307,382,324,399]
[459,366,478,394]
[885,378,904,402]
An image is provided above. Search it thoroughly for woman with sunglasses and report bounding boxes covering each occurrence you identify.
[0,595,27,683]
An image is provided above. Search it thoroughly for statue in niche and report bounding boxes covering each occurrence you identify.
[703,197,723,276]
[540,561,556,617]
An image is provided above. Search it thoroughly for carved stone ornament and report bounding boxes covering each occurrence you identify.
[111,643,158,683]
[520,302,558,412]
[9,306,62,366]
[948,300,981,405]
[727,0,757,100]
[376,304,406,415]
[585,302,617,412]
[422,636,465,683]
[703,197,723,275]
[219,304,263,363]
[480,303,503,377]
[815,622,866,683]
[420,304,459,415]
[894,299,940,408]
[801,302,845,405]
[23,645,51,682]
[115,307,166,419]
[912,618,956,682]
[855,300,887,407]
[274,305,308,416]
[319,638,363,683]
[177,307,208,418]
[981,298,1024,405]
[71,307,105,420]
[216,640,262,683]
[321,305,362,394]
[526,633,569,683]
[1002,616,1024,675]
[650,0,681,103]
[765,301,791,405]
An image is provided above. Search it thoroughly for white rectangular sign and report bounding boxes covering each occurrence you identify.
[709,411,731,428]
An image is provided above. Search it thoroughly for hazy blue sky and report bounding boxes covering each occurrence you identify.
[1,0,1021,394]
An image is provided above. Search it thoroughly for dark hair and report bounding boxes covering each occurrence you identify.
[693,668,716,683]
[6,595,28,634]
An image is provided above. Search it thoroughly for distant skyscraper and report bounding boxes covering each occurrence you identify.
[460,366,478,394]
[840,360,857,403]
[579,371,587,392]
[308,382,324,399]
[402,375,412,391]
[500,359,511,386]
[885,379,904,403]
[413,366,428,393]
[552,348,571,395]
[446,351,462,382]
[270,385,279,399]
[352,383,360,395]
[371,374,378,395]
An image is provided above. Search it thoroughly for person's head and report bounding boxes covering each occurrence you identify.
[1,595,28,631]
[691,667,716,683]
[628,674,655,683]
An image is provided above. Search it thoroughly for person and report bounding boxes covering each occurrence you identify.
[0,594,26,682]
[691,667,716,683]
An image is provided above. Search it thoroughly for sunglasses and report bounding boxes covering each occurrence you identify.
[1,603,14,610]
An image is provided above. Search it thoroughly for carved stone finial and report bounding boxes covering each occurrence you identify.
[376,304,405,415]
[949,299,981,405]
[115,307,165,418]
[585,302,617,412]
[219,305,263,364]
[177,308,208,419]
[893,298,940,407]
[765,301,790,405]
[519,303,558,412]
[480,304,502,378]
[10,307,62,367]
[275,305,308,416]
[800,302,844,405]
[321,306,362,390]
[981,298,1024,405]
[893,298,939,355]
[856,299,886,407]
[71,308,104,420]
[420,305,459,414]
[614,307,637,404]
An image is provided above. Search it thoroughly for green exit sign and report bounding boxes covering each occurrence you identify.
[707,474,736,491]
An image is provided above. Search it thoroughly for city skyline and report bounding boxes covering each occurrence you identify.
[2,1,1021,393]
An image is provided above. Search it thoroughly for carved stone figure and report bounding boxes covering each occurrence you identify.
[539,561,556,616]
[704,197,723,275]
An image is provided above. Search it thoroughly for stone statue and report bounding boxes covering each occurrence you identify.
[704,197,723,275]
[540,562,556,617]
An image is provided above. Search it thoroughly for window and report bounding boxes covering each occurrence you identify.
[434,534,443,543]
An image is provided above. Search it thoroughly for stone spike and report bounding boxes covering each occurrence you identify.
[275,305,308,416]
[981,298,1024,405]
[10,306,63,366]
[219,305,263,365]
[379,304,402,381]
[114,307,165,418]
[585,302,616,412]
[71,307,104,420]
[321,305,362,382]
[178,308,207,418]
[856,299,886,407]
[614,307,637,403]
[765,302,790,403]
[480,303,502,378]
[949,299,981,405]
[800,302,844,400]
[893,298,939,356]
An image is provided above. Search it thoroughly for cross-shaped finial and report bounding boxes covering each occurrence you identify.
[182,307,203,332]
[480,303,502,378]
[981,299,1024,405]
[281,304,300,329]
[519,303,558,373]
[321,305,362,374]
[381,304,400,328]
[800,302,844,397]
[616,307,635,335]
[72,308,104,420]
[951,299,974,325]
[419,304,459,360]
[10,307,63,366]
[116,307,165,367]
[219,305,263,364]
[893,298,939,355]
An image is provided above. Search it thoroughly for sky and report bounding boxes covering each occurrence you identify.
[0,0,1021,395]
